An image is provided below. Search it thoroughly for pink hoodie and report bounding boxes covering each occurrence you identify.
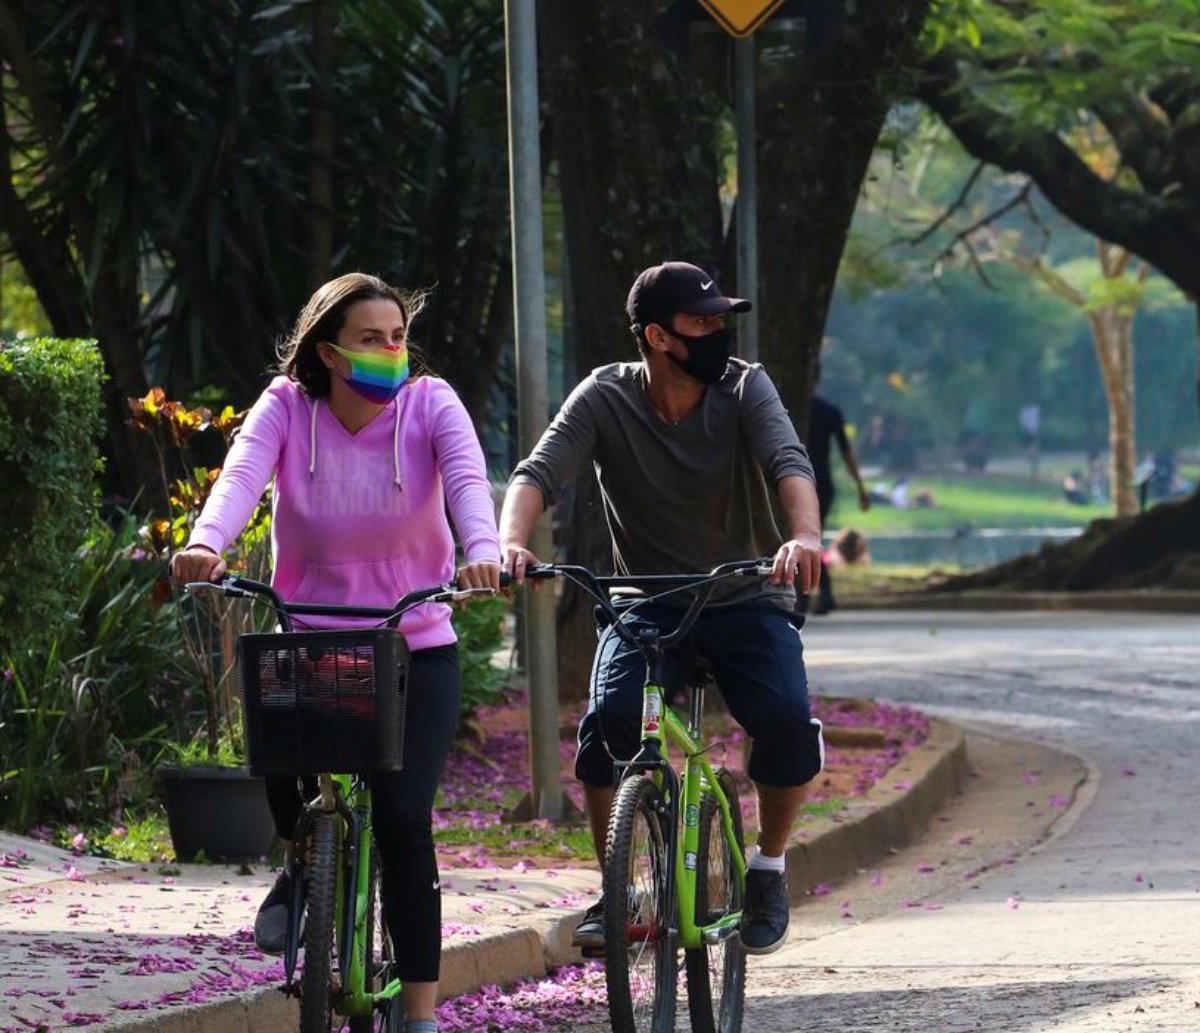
[189,375,500,648]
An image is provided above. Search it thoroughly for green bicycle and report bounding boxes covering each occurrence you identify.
[189,575,492,1033]
[526,559,769,1033]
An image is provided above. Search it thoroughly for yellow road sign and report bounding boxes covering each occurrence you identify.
[695,0,786,37]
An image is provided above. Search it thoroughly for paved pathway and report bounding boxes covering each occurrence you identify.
[547,608,1200,1032]
[749,610,1200,1031]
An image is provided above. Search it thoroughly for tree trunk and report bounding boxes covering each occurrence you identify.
[757,2,932,430]
[541,1,724,699]
[1089,309,1137,518]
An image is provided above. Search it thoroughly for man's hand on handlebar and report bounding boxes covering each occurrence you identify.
[169,545,227,585]
[501,541,543,588]
[456,559,503,593]
[770,537,822,593]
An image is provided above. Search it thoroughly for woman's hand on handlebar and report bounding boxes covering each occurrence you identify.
[770,537,822,593]
[457,559,503,593]
[169,545,227,585]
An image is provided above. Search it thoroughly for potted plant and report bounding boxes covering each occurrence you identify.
[129,389,276,862]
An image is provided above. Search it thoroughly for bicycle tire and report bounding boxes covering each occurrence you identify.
[349,846,403,1033]
[299,812,339,1033]
[685,769,747,1033]
[604,775,677,1033]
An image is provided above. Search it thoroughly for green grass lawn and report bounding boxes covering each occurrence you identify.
[828,469,1112,533]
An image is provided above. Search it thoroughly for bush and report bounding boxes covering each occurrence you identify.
[451,594,512,722]
[0,338,104,655]
[0,515,191,829]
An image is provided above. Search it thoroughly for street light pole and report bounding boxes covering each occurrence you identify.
[503,0,562,820]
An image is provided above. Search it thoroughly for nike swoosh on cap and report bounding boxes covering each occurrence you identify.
[700,279,713,290]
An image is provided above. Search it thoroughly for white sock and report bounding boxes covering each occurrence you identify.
[748,847,786,873]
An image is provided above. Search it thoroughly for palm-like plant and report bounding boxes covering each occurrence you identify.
[0,0,512,502]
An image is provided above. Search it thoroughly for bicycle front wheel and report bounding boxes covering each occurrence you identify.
[685,769,747,1033]
[299,812,340,1033]
[604,775,677,1033]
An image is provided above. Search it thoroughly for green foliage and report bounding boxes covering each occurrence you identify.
[128,388,271,764]
[0,338,104,655]
[451,594,512,720]
[0,515,191,829]
[51,811,174,864]
[1,2,512,435]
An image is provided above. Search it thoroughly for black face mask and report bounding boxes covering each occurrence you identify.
[663,325,731,385]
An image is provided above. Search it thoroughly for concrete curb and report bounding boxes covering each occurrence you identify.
[844,589,1200,614]
[784,718,967,897]
[83,719,967,1032]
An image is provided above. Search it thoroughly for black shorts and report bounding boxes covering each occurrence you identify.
[575,601,825,788]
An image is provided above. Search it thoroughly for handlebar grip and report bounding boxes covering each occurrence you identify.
[524,564,559,580]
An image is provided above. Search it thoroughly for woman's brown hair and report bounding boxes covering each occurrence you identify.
[276,273,428,397]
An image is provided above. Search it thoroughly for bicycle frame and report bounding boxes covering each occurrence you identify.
[630,672,747,952]
[330,774,402,1019]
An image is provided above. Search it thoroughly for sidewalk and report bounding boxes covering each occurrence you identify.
[0,720,965,1033]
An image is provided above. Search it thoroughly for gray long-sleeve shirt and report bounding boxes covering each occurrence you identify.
[511,358,815,608]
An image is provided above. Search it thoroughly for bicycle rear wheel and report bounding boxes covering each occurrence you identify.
[349,847,403,1033]
[299,812,340,1033]
[604,775,677,1033]
[685,769,747,1033]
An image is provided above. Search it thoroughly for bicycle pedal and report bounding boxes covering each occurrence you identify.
[580,945,606,959]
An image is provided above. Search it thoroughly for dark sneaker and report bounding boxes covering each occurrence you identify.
[254,869,294,954]
[739,869,789,955]
[571,896,605,951]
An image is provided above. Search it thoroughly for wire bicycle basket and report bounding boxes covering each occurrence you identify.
[237,628,409,777]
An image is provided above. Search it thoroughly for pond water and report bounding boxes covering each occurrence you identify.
[843,527,1085,569]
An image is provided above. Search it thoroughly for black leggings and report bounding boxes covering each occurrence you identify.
[265,644,460,983]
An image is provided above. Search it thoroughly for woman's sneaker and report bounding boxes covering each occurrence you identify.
[571,896,606,953]
[254,869,294,954]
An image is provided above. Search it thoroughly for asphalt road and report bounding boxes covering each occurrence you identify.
[553,609,1200,1033]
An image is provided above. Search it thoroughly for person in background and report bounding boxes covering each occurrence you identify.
[169,272,501,1033]
[804,362,870,615]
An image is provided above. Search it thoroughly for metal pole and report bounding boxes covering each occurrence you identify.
[734,35,759,362]
[504,0,562,820]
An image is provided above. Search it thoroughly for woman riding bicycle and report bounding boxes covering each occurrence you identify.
[170,272,501,1033]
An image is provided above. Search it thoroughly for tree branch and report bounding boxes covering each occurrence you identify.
[914,49,1200,299]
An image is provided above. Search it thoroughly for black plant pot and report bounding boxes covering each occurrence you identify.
[157,764,277,862]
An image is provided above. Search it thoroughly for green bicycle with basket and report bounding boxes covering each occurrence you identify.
[188,574,493,1033]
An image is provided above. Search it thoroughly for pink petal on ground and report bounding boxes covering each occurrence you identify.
[923,903,943,911]
[1133,872,1144,883]
[916,864,935,874]
[1048,794,1067,809]
[869,872,883,887]
[811,883,831,897]
[1022,772,1038,785]
[1120,766,1136,777]
[892,781,912,791]
[1006,897,1021,910]
[955,835,974,846]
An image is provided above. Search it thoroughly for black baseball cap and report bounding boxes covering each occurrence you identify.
[626,261,751,328]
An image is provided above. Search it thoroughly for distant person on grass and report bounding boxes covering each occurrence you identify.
[500,261,826,957]
[804,362,870,615]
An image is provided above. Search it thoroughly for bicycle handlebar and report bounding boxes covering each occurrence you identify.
[518,558,774,656]
[184,575,493,633]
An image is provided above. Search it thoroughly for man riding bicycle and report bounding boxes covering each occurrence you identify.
[500,260,825,955]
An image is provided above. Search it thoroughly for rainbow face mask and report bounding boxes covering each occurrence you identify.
[329,343,410,404]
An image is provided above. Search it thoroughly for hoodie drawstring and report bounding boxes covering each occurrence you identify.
[307,392,407,491]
